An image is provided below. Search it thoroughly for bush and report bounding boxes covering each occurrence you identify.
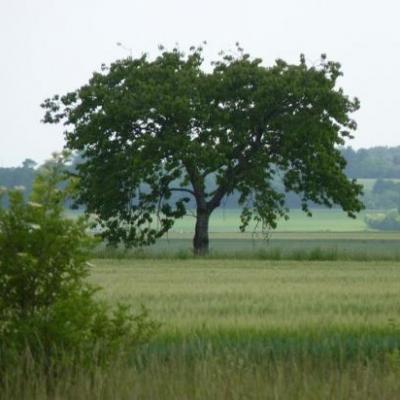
[365,210,400,231]
[0,153,158,368]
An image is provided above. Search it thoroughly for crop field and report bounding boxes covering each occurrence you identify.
[91,259,400,333]
[7,259,400,399]
[98,259,400,400]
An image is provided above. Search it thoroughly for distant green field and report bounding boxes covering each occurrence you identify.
[67,205,393,233]
[170,208,374,233]
[91,209,400,260]
[68,208,375,232]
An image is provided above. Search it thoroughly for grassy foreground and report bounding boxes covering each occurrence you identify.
[3,259,400,399]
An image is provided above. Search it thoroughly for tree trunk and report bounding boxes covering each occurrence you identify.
[193,209,210,255]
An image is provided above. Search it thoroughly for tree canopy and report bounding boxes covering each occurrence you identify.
[42,45,364,254]
[342,146,400,178]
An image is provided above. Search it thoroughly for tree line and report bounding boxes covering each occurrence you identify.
[2,146,400,210]
[341,146,400,179]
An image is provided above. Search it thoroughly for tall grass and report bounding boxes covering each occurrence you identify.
[2,344,400,399]
[92,245,400,261]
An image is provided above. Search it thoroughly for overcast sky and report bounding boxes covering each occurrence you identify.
[0,0,399,167]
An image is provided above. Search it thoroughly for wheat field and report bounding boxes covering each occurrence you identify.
[3,259,400,399]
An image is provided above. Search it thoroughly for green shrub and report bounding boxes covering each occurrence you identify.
[0,153,158,367]
[365,210,400,231]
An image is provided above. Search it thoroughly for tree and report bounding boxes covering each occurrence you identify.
[22,158,37,170]
[42,45,364,255]
[0,159,37,208]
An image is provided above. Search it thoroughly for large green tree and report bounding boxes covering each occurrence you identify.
[42,46,363,254]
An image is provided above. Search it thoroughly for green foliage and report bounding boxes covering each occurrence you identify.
[352,178,400,210]
[365,210,400,231]
[42,45,364,252]
[0,154,158,366]
[342,146,400,178]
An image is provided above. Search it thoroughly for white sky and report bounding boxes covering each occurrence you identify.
[0,0,399,167]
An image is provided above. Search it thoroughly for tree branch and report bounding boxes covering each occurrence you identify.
[182,161,207,211]
[207,184,228,211]
[169,187,196,196]
[206,127,265,211]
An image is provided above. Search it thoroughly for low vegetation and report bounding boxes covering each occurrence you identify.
[0,156,158,391]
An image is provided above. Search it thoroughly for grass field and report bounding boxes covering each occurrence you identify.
[95,230,400,260]
[96,259,400,400]
[68,208,387,233]
[91,259,400,334]
[169,208,372,233]
[5,259,400,399]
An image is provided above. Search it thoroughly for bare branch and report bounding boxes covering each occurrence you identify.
[169,187,196,196]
